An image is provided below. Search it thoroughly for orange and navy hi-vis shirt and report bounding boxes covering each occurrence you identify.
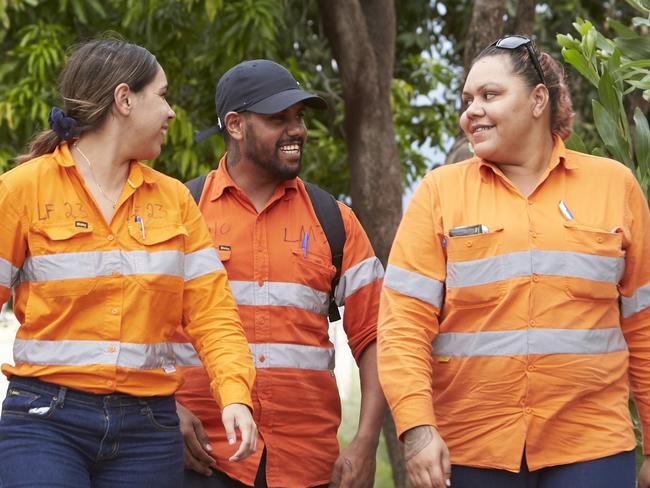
[0,143,254,407]
[378,136,650,471]
[174,156,383,488]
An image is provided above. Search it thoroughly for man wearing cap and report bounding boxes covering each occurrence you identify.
[174,60,386,488]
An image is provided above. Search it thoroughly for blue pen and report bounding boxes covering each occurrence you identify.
[301,232,308,257]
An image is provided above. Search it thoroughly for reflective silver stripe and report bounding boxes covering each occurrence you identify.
[19,250,185,283]
[384,264,444,309]
[184,247,223,281]
[432,327,627,357]
[172,342,334,370]
[447,250,624,288]
[334,257,384,306]
[13,339,177,369]
[230,281,329,315]
[172,343,202,366]
[250,343,334,370]
[0,257,18,288]
[621,282,650,318]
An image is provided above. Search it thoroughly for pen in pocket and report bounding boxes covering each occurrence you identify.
[135,215,146,240]
[301,232,308,257]
[559,200,574,220]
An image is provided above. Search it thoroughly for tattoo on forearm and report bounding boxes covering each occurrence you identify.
[404,426,434,462]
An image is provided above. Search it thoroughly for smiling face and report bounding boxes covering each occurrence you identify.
[127,64,176,160]
[459,55,538,164]
[241,101,307,181]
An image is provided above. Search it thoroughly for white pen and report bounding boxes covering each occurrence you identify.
[559,200,574,220]
[135,215,146,240]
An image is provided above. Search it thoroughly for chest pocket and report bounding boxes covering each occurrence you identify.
[289,248,334,318]
[563,222,624,300]
[291,249,335,291]
[445,228,505,308]
[26,222,97,297]
[128,223,188,293]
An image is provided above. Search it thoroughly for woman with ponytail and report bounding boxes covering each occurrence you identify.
[0,38,257,487]
[379,36,650,488]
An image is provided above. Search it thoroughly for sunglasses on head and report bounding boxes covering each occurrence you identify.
[491,35,546,86]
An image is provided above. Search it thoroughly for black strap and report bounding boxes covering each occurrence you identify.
[184,175,347,322]
[304,181,346,322]
[185,174,207,204]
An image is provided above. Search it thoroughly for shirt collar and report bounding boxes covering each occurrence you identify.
[478,134,575,181]
[126,162,159,188]
[53,143,75,167]
[209,153,299,201]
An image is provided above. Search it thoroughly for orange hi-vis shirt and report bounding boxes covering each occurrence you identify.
[174,156,383,487]
[378,136,650,471]
[0,144,254,407]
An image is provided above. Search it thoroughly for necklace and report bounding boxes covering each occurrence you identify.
[74,142,118,209]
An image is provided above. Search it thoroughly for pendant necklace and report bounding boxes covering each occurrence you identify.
[73,142,118,209]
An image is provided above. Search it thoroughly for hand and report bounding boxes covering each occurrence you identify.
[330,436,378,488]
[222,403,258,462]
[403,425,451,488]
[639,457,650,488]
[176,401,216,476]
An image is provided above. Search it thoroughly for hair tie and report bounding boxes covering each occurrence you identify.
[48,107,78,141]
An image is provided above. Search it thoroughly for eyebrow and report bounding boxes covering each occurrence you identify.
[462,82,502,96]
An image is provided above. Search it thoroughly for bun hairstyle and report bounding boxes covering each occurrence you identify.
[473,42,575,140]
[17,38,158,164]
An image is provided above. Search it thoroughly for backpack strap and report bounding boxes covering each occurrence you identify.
[304,181,346,322]
[185,174,208,205]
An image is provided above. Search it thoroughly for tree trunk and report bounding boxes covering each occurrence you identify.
[318,0,402,264]
[513,0,537,37]
[317,0,406,485]
[446,0,507,165]
[462,0,507,75]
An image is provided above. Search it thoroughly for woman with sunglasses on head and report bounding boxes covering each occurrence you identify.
[0,38,257,487]
[378,35,650,488]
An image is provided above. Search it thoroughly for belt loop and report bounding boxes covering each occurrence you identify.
[138,398,150,415]
[54,386,67,408]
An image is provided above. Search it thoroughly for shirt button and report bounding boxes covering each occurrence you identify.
[465,241,473,247]
[530,232,537,239]
[532,275,540,282]
[258,355,266,363]
[107,345,117,353]
[106,380,115,387]
[527,365,535,371]
[525,407,533,414]
[530,319,536,327]
[597,237,604,243]
[528,201,533,206]
[107,234,115,241]
[111,308,119,315]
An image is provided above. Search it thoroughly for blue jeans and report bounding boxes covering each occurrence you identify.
[451,449,636,487]
[0,376,183,487]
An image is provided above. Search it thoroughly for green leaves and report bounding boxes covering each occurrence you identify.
[634,107,650,171]
[0,0,459,196]
[559,1,650,198]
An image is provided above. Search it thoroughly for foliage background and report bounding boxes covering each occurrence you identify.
[1,0,648,485]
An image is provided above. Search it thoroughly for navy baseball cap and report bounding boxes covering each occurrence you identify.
[196,59,327,142]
